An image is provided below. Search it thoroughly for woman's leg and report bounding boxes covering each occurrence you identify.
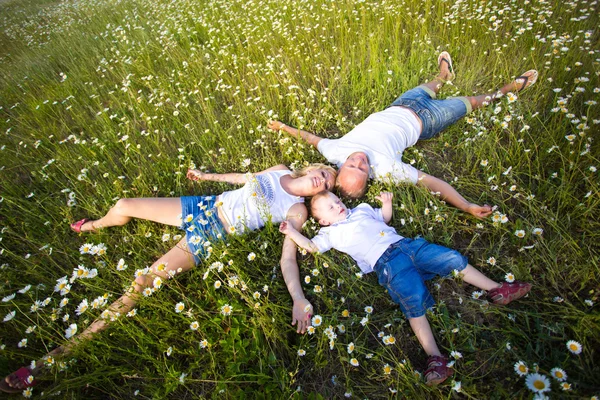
[3,238,195,390]
[79,198,183,232]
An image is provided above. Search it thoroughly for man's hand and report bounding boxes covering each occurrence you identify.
[466,203,493,219]
[279,220,296,235]
[187,169,205,181]
[268,120,286,131]
[375,192,393,205]
[292,298,313,334]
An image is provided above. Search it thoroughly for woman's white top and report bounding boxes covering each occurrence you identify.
[219,170,304,234]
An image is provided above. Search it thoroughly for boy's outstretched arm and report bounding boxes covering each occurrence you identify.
[268,120,324,149]
[279,221,320,253]
[416,171,492,219]
[375,192,394,224]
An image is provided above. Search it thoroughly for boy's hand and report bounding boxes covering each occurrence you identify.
[375,192,393,204]
[268,120,286,131]
[187,169,205,181]
[279,220,295,235]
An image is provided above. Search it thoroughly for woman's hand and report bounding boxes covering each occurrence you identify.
[186,169,205,182]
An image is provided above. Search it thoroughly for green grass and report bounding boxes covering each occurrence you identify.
[0,0,599,397]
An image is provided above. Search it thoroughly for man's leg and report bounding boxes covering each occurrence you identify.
[465,70,538,111]
[420,51,454,96]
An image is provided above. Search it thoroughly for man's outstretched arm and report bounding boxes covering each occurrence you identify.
[268,120,323,149]
[416,171,492,219]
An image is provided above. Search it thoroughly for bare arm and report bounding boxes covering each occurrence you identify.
[268,120,324,149]
[279,221,319,253]
[187,164,289,185]
[279,203,313,334]
[416,171,492,219]
[375,192,393,224]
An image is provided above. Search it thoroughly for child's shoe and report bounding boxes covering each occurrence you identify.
[488,281,532,305]
[424,355,452,385]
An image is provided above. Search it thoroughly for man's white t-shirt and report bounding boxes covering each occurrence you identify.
[311,204,403,273]
[317,107,421,184]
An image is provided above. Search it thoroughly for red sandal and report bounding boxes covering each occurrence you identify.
[70,218,92,233]
[488,281,532,305]
[424,355,452,386]
[0,367,37,393]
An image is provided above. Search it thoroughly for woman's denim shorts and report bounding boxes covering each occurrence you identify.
[180,196,226,265]
[389,86,472,140]
[373,238,468,319]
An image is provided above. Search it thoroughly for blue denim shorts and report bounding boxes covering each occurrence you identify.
[180,196,226,265]
[389,86,472,140]
[373,238,468,319]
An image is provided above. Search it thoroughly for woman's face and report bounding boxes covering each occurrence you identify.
[299,168,336,196]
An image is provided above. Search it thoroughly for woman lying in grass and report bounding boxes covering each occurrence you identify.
[0,163,336,394]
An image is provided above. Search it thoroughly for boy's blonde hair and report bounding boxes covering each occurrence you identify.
[308,191,332,224]
[291,163,337,179]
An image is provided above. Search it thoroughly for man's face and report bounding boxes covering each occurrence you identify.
[313,191,348,226]
[337,152,370,198]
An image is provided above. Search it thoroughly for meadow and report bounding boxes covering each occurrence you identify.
[0,0,598,398]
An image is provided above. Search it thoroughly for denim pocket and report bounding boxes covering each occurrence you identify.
[376,263,392,286]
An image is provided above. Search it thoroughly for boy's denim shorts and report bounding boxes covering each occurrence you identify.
[180,196,226,265]
[373,238,468,319]
[389,86,472,140]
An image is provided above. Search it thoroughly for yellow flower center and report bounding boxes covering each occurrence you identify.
[519,365,527,372]
[533,380,546,390]
[556,371,563,378]
[570,344,578,351]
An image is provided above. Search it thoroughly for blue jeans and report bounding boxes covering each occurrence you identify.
[373,238,468,319]
[180,196,226,265]
[389,86,472,140]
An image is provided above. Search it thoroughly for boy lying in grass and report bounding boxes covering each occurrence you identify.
[279,190,532,385]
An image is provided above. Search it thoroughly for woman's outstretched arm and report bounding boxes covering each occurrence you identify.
[280,202,313,334]
[187,164,289,185]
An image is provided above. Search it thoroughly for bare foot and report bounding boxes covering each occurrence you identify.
[436,51,455,81]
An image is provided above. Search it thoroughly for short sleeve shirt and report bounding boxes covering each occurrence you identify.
[317,107,421,184]
[311,204,403,273]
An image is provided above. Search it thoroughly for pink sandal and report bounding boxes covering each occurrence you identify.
[488,281,532,305]
[70,218,92,233]
[424,355,452,385]
[0,367,37,393]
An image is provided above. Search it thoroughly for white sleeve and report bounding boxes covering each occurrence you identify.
[389,163,419,185]
[310,230,332,253]
[357,203,384,222]
[317,139,341,165]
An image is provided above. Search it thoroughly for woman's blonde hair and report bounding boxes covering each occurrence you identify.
[290,163,337,179]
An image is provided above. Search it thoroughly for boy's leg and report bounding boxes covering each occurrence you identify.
[409,316,442,357]
[460,264,501,291]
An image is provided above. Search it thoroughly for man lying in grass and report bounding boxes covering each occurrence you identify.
[270,51,537,215]
[279,190,532,385]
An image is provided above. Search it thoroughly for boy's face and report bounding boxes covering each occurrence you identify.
[313,191,348,226]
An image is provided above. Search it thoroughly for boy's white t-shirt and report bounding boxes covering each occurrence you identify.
[317,107,421,184]
[311,204,403,273]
